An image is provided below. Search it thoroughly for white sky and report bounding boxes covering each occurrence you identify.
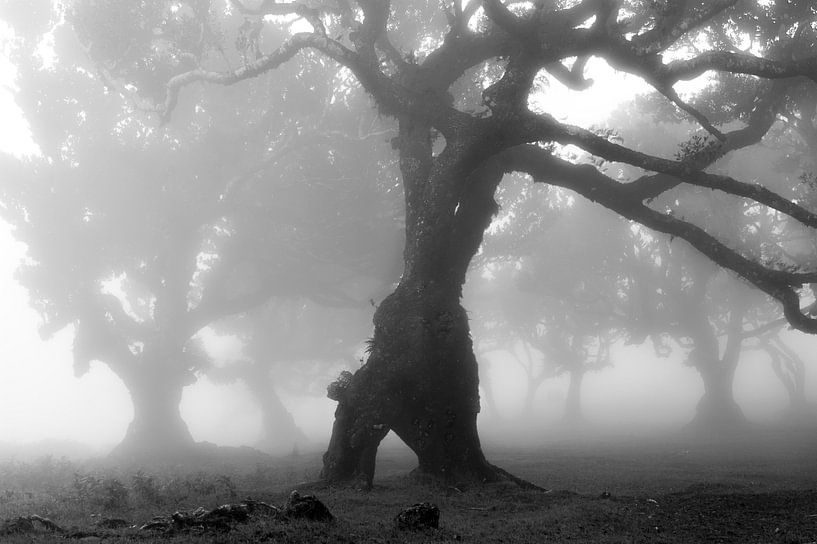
[0,27,811,452]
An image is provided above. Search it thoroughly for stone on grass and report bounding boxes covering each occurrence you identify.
[395,502,440,530]
[284,490,334,522]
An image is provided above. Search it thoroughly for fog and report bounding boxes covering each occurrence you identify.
[1,2,817,479]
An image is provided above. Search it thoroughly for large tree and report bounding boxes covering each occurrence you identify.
[1,2,401,457]
[208,297,383,453]
[41,0,817,485]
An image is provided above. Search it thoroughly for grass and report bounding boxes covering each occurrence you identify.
[1,426,816,543]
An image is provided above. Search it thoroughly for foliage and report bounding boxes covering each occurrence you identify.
[1,0,404,452]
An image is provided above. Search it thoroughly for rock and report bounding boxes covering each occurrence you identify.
[284,491,334,522]
[139,499,279,534]
[1,515,64,535]
[139,518,170,531]
[244,498,281,516]
[199,503,250,524]
[1,517,36,535]
[395,502,440,530]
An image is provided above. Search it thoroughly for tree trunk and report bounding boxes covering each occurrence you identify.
[686,296,746,431]
[320,123,514,487]
[110,365,195,458]
[247,369,308,454]
[691,359,745,429]
[322,283,495,486]
[562,369,585,424]
[768,341,815,423]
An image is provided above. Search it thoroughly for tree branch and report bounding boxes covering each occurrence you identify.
[501,145,817,334]
[660,52,817,85]
[630,0,739,55]
[521,112,817,230]
[230,0,335,25]
[482,0,527,36]
[655,84,725,141]
[545,56,593,90]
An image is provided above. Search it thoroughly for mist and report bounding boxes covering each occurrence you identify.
[1,1,817,541]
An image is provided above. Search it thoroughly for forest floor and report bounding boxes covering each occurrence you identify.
[0,425,816,543]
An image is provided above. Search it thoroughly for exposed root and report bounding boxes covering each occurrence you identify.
[490,464,549,492]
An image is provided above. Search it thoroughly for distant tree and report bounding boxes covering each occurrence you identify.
[9,0,817,486]
[208,297,380,454]
[753,332,815,421]
[472,183,640,424]
[0,5,401,457]
[607,75,817,429]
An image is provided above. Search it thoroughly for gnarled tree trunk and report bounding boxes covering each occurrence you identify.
[320,121,513,487]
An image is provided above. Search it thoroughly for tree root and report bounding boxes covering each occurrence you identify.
[489,464,549,492]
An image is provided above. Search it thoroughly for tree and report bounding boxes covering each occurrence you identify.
[208,297,380,453]
[471,181,637,424]
[29,0,817,485]
[605,74,817,429]
[754,332,815,421]
[1,3,402,457]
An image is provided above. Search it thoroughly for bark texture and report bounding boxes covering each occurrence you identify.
[321,120,508,487]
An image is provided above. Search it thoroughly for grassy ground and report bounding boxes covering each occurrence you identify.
[1,426,816,543]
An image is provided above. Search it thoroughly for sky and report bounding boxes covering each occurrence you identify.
[0,22,811,454]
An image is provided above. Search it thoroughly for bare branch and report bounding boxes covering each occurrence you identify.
[545,56,593,90]
[518,112,817,230]
[482,0,526,35]
[501,145,817,334]
[655,84,725,141]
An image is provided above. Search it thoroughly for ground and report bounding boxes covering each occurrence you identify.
[0,425,815,543]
